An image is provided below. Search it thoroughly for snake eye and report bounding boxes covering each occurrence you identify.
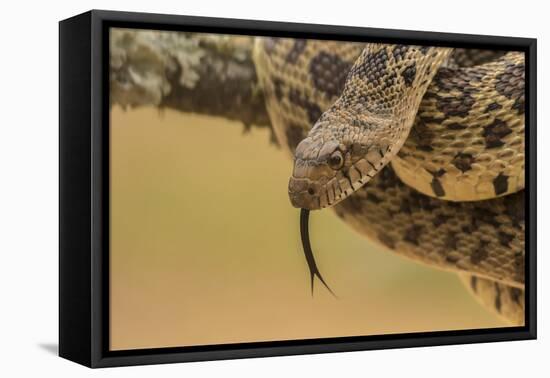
[328,151,344,170]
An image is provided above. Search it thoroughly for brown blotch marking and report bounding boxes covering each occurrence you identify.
[392,45,411,61]
[433,69,478,117]
[410,118,436,152]
[376,167,402,190]
[493,173,509,195]
[505,192,525,229]
[285,39,307,64]
[512,96,525,115]
[399,199,412,214]
[309,51,352,98]
[432,214,451,226]
[404,224,424,246]
[462,224,474,234]
[514,251,525,282]
[485,102,503,112]
[495,62,525,99]
[452,153,475,173]
[471,208,500,228]
[470,240,489,264]
[452,49,507,67]
[470,276,478,293]
[510,287,522,305]
[446,255,459,263]
[349,48,389,87]
[263,37,280,55]
[494,283,502,313]
[498,231,514,247]
[482,119,513,149]
[285,123,306,152]
[418,46,431,55]
[495,60,525,115]
[444,232,458,250]
[447,123,467,130]
[401,63,417,87]
[367,193,382,204]
[288,88,322,124]
[409,190,437,211]
[377,232,396,249]
[339,193,365,216]
[272,77,284,101]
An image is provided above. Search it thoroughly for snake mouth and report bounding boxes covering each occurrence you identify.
[288,175,356,210]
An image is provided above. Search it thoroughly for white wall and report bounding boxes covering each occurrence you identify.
[0,0,546,376]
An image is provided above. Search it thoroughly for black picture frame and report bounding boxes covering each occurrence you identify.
[59,9,537,368]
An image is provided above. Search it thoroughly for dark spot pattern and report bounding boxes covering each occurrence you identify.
[514,251,524,282]
[430,69,478,117]
[309,52,352,98]
[510,287,522,305]
[399,199,412,214]
[447,122,467,130]
[367,193,382,204]
[482,119,512,149]
[408,191,437,211]
[512,96,525,115]
[444,232,458,250]
[493,173,509,195]
[505,192,525,229]
[404,224,424,245]
[470,240,489,264]
[452,49,507,67]
[263,37,280,55]
[410,119,436,152]
[357,48,389,85]
[376,167,402,190]
[272,77,284,101]
[446,255,459,263]
[495,62,524,99]
[452,153,475,173]
[470,276,478,292]
[485,102,503,112]
[495,61,525,115]
[432,214,451,226]
[285,39,307,64]
[498,231,514,247]
[340,193,366,216]
[494,283,502,313]
[462,224,474,234]
[401,63,417,87]
[392,45,411,61]
[472,208,500,228]
[418,46,431,55]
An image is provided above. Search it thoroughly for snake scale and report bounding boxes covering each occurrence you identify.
[253,38,525,325]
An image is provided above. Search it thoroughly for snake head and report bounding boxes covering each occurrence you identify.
[288,120,391,210]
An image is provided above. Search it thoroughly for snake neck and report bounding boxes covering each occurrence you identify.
[289,44,452,210]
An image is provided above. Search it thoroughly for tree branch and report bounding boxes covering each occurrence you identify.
[110,29,271,130]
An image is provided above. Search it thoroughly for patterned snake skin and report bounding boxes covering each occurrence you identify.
[253,38,525,325]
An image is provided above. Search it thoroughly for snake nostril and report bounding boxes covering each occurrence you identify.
[307,187,315,195]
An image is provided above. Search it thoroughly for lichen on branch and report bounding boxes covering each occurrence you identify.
[110,29,271,130]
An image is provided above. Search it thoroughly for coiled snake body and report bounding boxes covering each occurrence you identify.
[253,39,525,325]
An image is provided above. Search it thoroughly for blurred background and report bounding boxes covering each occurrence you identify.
[110,106,505,351]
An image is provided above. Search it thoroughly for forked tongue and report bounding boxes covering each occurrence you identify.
[299,209,337,298]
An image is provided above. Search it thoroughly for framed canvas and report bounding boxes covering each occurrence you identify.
[59,10,537,368]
